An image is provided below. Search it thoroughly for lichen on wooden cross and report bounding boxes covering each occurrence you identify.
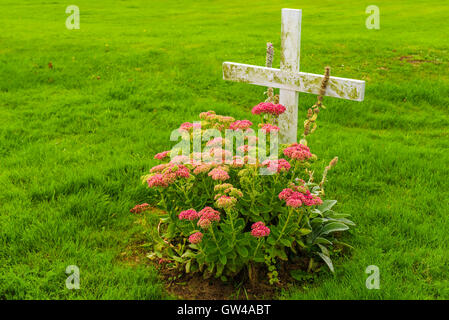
[222,8,366,144]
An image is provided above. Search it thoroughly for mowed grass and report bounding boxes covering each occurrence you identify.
[0,0,448,299]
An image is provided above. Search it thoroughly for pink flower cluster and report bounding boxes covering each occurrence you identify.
[154,151,170,160]
[229,156,244,168]
[218,116,235,123]
[197,207,221,228]
[261,158,291,173]
[208,148,233,163]
[206,137,225,147]
[179,122,201,131]
[260,123,280,134]
[178,207,221,231]
[179,209,200,221]
[199,110,217,120]
[170,155,190,164]
[279,186,323,208]
[188,232,203,244]
[130,203,151,214]
[252,102,286,116]
[283,143,313,161]
[150,163,170,173]
[229,120,253,130]
[251,221,270,238]
[147,164,190,188]
[208,167,230,181]
[193,163,214,174]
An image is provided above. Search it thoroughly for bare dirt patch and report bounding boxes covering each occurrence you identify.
[119,208,319,299]
[119,237,312,300]
[155,259,311,300]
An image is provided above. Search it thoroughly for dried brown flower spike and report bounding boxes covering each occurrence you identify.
[301,66,331,143]
[319,156,338,196]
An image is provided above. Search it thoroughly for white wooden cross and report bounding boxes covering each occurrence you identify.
[222,8,365,144]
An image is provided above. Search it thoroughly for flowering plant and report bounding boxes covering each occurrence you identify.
[135,76,354,283]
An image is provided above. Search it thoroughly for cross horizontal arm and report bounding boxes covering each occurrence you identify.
[223,62,365,102]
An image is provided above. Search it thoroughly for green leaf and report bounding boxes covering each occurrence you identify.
[219,255,227,265]
[181,250,196,259]
[274,248,288,260]
[267,235,276,245]
[236,246,248,258]
[317,200,337,213]
[334,239,355,249]
[215,263,224,277]
[311,217,325,225]
[171,256,184,263]
[220,224,232,234]
[234,218,245,231]
[317,244,329,256]
[321,222,349,235]
[206,262,215,274]
[280,238,291,247]
[296,239,306,248]
[205,251,218,263]
[317,252,334,273]
[331,217,356,226]
[326,212,351,219]
[298,228,312,235]
[314,237,333,245]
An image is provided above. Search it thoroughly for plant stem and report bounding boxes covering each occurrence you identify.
[227,209,236,244]
[252,238,262,258]
[209,225,222,254]
[190,221,196,233]
[268,174,280,207]
[158,189,168,212]
[276,207,294,243]
[201,178,212,199]
[249,167,258,210]
[176,182,191,205]
[297,210,304,226]
[289,161,300,183]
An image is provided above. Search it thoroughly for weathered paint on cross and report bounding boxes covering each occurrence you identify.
[222,8,365,144]
[278,8,301,144]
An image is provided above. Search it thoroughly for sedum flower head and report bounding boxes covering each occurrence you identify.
[188,232,203,244]
[147,163,191,188]
[252,102,286,116]
[229,120,253,130]
[260,123,280,134]
[262,159,291,173]
[197,207,221,228]
[214,183,233,192]
[154,150,170,160]
[283,143,314,161]
[215,195,237,209]
[278,183,323,208]
[199,110,216,120]
[179,209,200,221]
[251,221,270,238]
[208,168,230,181]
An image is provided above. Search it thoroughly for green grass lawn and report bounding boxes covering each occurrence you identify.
[0,0,448,299]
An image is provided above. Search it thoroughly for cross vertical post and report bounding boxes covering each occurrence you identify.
[278,9,301,144]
